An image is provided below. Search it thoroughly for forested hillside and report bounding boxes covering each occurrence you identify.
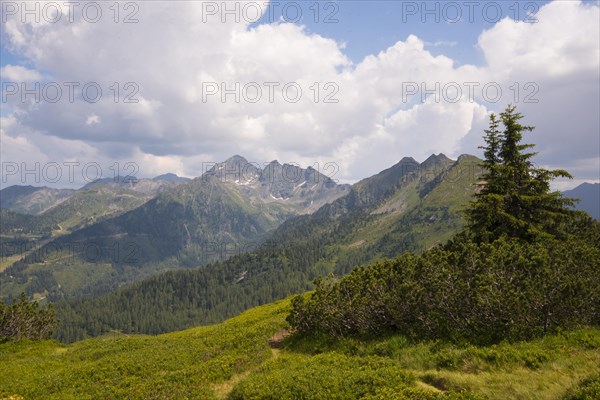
[53,153,483,342]
[0,158,348,301]
[0,176,189,280]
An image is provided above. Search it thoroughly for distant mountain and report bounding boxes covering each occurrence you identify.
[564,183,600,219]
[0,185,39,203]
[0,156,350,300]
[0,174,190,218]
[82,175,185,195]
[81,175,138,189]
[0,176,191,290]
[153,173,190,183]
[262,153,479,274]
[53,154,485,341]
[1,175,190,235]
[0,185,75,215]
[38,185,153,232]
[206,155,351,214]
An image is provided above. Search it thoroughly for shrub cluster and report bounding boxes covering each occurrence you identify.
[0,292,57,342]
[288,232,599,344]
[562,374,600,400]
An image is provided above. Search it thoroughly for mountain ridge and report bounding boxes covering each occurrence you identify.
[0,156,351,300]
[0,185,75,215]
[563,182,600,219]
[52,153,485,341]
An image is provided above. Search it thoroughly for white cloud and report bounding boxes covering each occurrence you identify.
[424,41,458,48]
[85,114,100,126]
[1,0,598,188]
[0,65,42,81]
[463,0,600,181]
[478,1,599,79]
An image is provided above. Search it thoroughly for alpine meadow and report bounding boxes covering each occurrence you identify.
[1,1,599,399]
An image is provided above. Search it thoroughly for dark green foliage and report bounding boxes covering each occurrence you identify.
[466,105,578,242]
[52,250,315,342]
[0,292,57,341]
[287,233,600,344]
[0,208,52,236]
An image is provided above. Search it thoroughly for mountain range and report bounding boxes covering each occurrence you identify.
[51,153,486,341]
[2,154,597,342]
[0,156,349,300]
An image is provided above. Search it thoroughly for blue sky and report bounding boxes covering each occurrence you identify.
[252,0,552,65]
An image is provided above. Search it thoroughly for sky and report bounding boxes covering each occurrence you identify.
[1,0,599,190]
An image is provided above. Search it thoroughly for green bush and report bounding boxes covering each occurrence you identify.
[562,374,600,400]
[288,233,600,345]
[0,293,57,342]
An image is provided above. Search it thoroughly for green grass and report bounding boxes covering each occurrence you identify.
[276,328,600,400]
[0,299,291,399]
[2,297,599,399]
[229,352,417,400]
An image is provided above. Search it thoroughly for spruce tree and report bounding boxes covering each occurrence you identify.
[467,105,578,241]
[481,113,502,191]
[467,113,504,241]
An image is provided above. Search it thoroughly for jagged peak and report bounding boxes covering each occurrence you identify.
[421,153,454,167]
[223,154,249,165]
[281,162,300,167]
[203,155,260,180]
[83,176,138,189]
[260,160,282,175]
[398,156,418,164]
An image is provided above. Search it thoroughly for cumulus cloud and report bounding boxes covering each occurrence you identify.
[0,65,42,81]
[460,0,600,186]
[0,0,598,189]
